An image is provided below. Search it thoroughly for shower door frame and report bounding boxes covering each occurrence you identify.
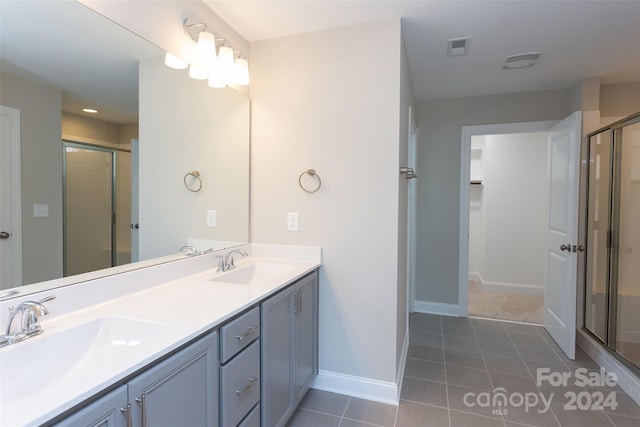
[583,112,640,374]
[62,140,131,276]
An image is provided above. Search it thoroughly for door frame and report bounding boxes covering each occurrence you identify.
[458,120,558,317]
[0,105,22,289]
[407,107,417,315]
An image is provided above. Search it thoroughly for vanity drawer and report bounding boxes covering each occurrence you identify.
[221,340,260,427]
[220,306,260,363]
[238,404,260,427]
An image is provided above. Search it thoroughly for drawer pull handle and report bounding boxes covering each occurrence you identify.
[235,377,258,397]
[236,326,258,341]
[136,394,147,427]
[120,403,132,427]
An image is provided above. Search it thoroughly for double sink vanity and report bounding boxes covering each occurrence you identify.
[0,244,321,427]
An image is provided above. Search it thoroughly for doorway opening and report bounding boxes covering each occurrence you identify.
[467,131,548,324]
[458,120,559,324]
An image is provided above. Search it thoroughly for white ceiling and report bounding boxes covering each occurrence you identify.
[205,0,640,101]
[1,1,637,124]
[0,0,161,124]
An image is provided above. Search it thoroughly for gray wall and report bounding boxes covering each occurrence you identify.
[415,89,574,305]
[0,72,63,285]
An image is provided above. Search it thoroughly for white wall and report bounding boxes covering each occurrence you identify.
[469,132,548,292]
[416,89,573,307]
[250,19,408,399]
[468,136,485,279]
[138,57,250,259]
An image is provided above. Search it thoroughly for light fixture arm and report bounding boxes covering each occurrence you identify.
[183,18,207,41]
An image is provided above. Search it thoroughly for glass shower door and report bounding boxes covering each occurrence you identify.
[585,129,612,342]
[64,145,113,276]
[614,120,640,367]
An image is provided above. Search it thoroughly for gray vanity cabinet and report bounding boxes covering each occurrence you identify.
[53,332,218,427]
[127,330,219,427]
[261,271,318,427]
[53,385,128,427]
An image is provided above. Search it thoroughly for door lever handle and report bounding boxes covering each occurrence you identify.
[560,244,571,252]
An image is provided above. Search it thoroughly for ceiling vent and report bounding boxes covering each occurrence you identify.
[502,52,542,69]
[447,37,471,57]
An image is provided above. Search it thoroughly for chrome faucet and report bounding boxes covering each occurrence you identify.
[180,246,214,256]
[0,295,55,347]
[216,249,248,272]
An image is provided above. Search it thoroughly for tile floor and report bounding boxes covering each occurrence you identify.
[287,314,640,427]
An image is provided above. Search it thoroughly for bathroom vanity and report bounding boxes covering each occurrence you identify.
[0,244,320,427]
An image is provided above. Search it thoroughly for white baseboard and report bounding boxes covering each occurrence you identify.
[577,329,640,405]
[468,272,482,282]
[468,274,543,296]
[311,370,399,406]
[414,300,463,317]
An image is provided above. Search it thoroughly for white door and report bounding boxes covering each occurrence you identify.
[544,111,582,360]
[131,139,139,262]
[0,106,22,290]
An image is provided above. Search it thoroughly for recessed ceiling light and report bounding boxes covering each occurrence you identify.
[82,108,98,114]
[502,52,541,69]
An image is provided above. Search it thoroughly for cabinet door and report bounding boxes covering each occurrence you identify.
[54,385,128,427]
[260,288,294,427]
[128,331,218,427]
[294,271,318,404]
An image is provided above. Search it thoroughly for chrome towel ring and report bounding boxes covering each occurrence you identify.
[184,170,203,192]
[299,169,322,193]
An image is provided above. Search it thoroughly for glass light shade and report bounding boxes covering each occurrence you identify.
[195,31,217,70]
[188,65,209,80]
[164,52,188,69]
[233,58,250,85]
[217,46,235,83]
[208,76,226,88]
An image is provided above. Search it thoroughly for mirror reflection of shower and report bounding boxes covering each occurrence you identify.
[63,141,133,276]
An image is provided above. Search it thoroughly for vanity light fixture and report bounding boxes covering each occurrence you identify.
[164,18,250,87]
[164,52,188,69]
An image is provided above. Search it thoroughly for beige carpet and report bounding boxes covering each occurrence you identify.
[468,281,543,324]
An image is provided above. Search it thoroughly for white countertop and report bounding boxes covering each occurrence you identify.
[0,244,321,427]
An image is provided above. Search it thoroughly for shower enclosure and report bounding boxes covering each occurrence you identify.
[63,141,132,276]
[584,112,640,371]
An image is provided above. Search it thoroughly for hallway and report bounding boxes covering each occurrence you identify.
[288,314,640,426]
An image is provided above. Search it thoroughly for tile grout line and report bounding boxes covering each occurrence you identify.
[468,318,508,427]
[336,396,351,427]
[440,316,452,427]
[505,325,564,427]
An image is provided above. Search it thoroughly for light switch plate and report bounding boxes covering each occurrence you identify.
[287,212,299,232]
[206,210,217,227]
[34,204,49,218]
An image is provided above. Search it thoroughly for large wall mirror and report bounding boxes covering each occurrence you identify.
[0,0,250,298]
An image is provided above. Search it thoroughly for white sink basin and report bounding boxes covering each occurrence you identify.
[0,316,166,401]
[210,262,297,285]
